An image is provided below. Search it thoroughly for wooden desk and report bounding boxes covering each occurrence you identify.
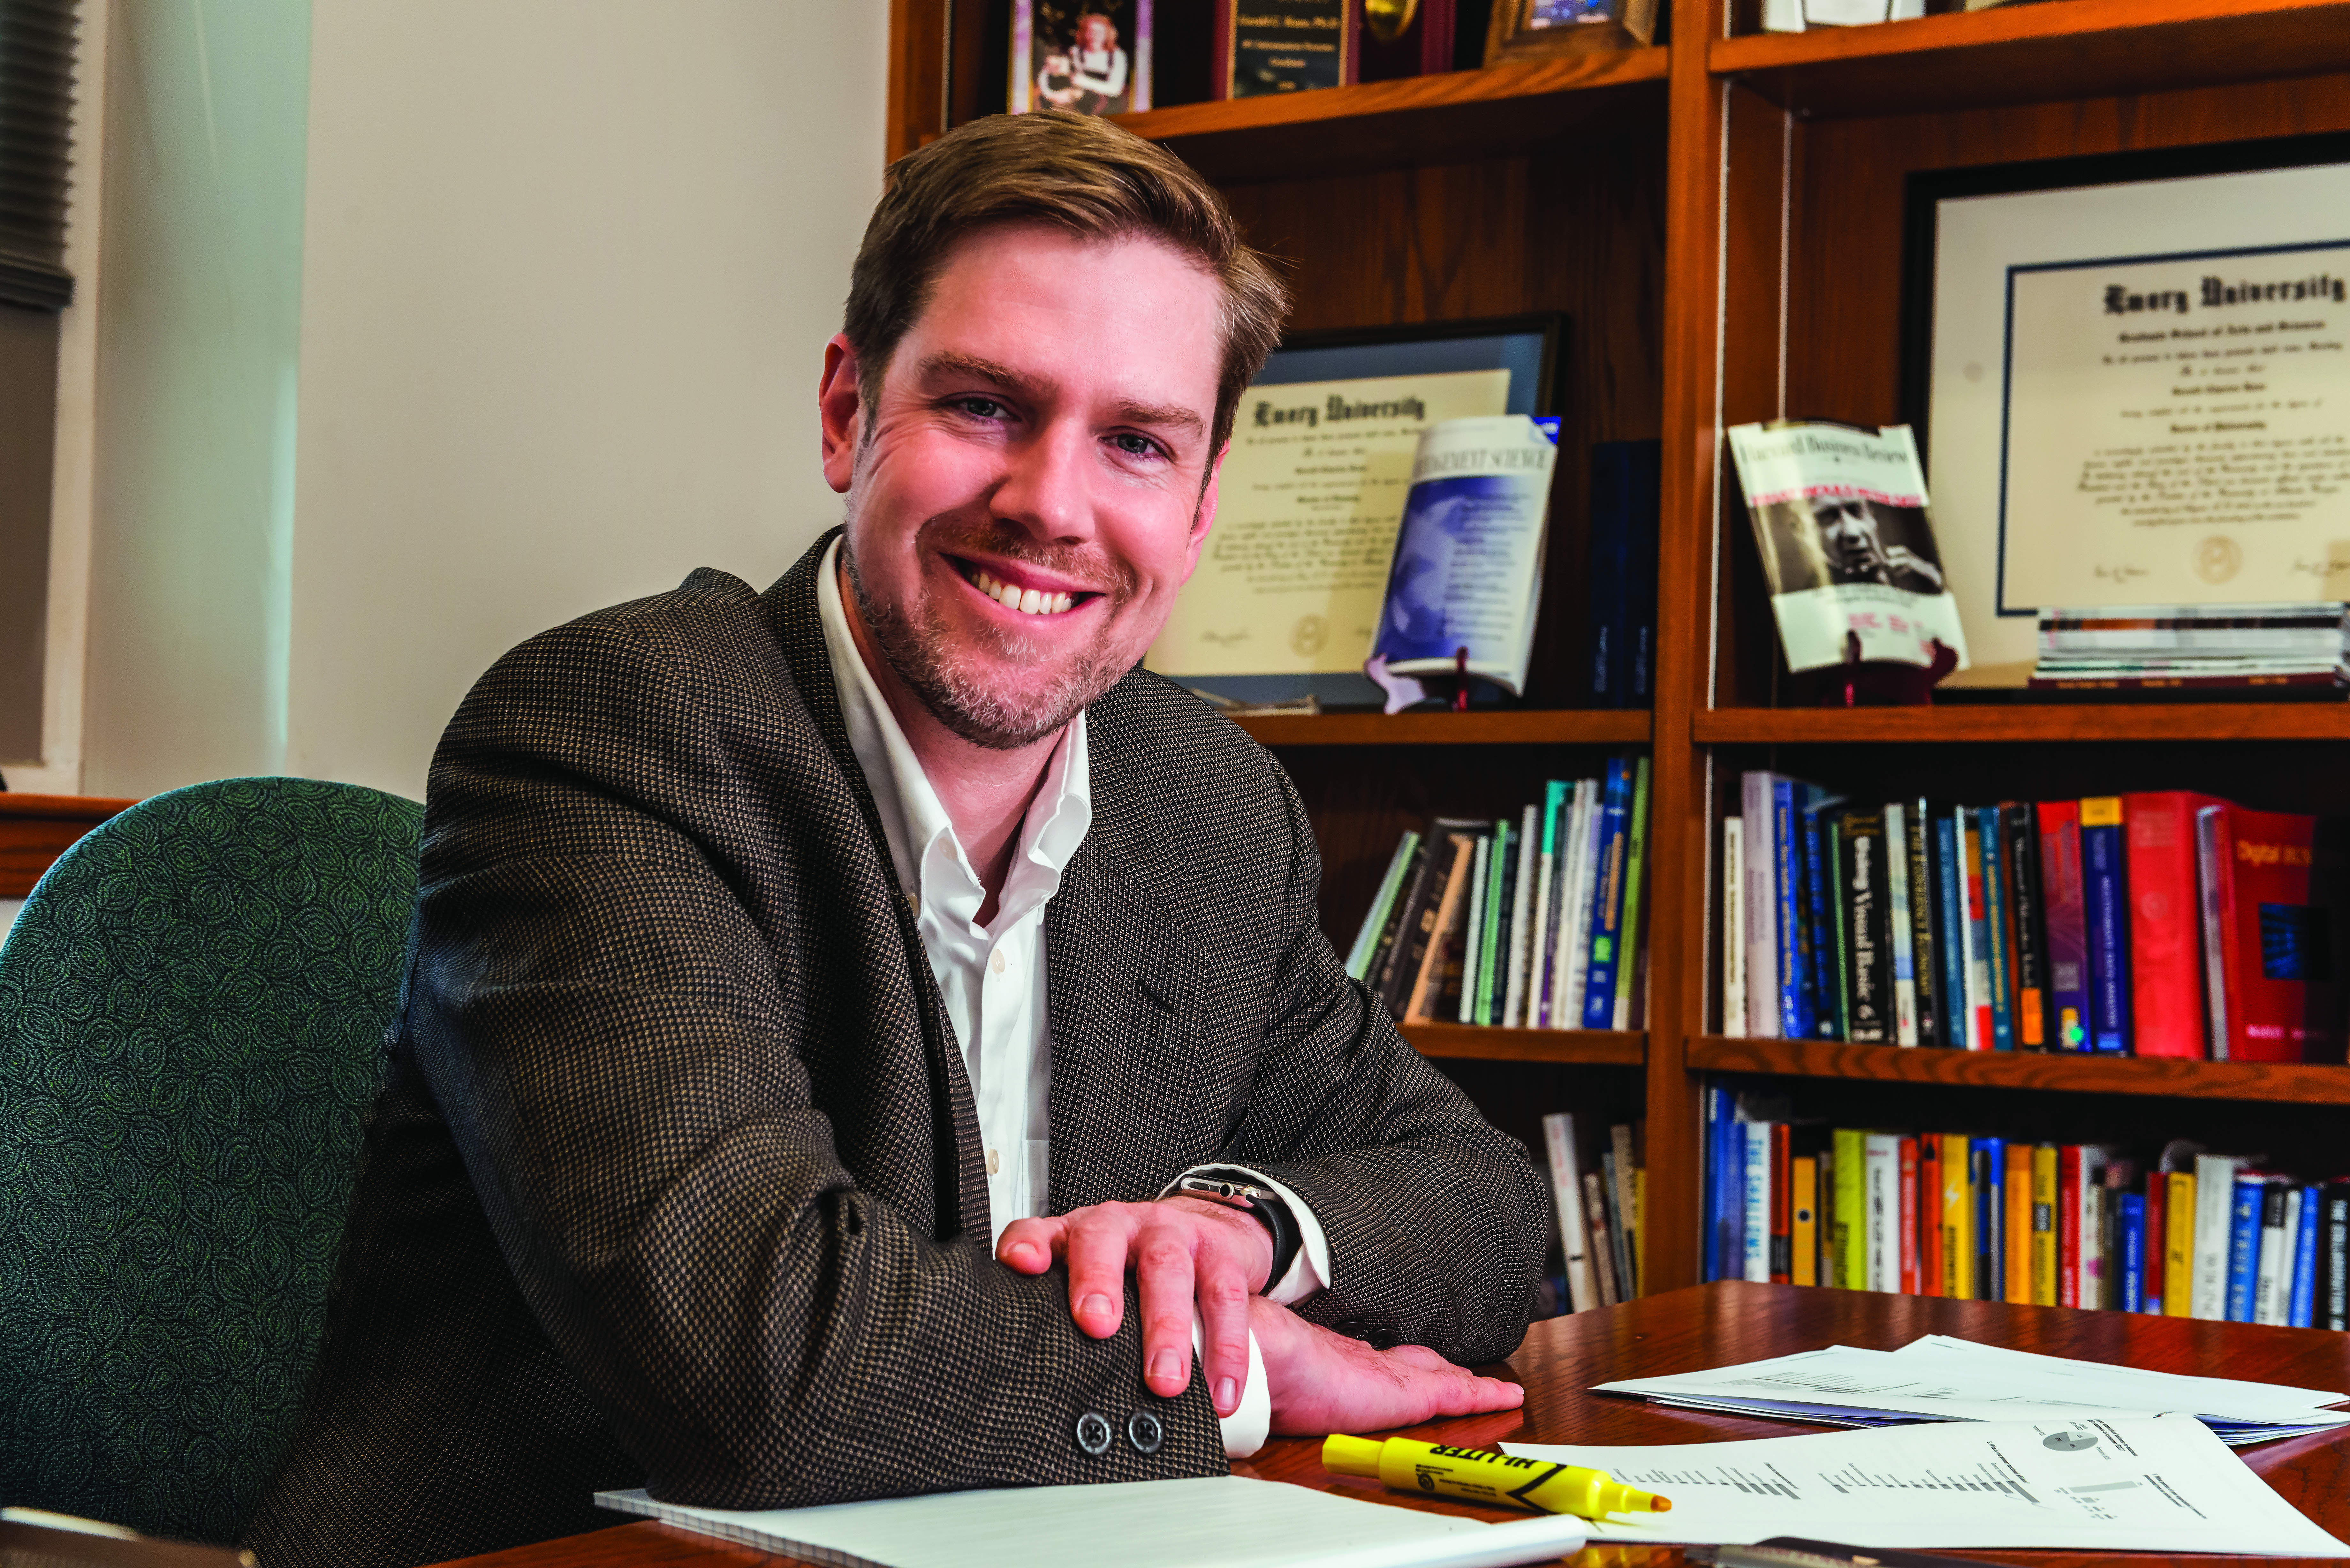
[0,793,136,897]
[429,1282,2350,1568]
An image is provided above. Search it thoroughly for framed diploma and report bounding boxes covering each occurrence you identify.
[1147,315,1562,707]
[1905,134,2350,684]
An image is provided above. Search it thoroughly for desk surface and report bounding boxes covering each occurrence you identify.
[428,1281,2350,1568]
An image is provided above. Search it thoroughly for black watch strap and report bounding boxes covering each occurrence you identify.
[1175,1166,1302,1291]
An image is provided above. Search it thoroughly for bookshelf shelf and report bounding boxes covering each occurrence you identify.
[1237,710,1653,747]
[1688,1036,2350,1105]
[1405,1025,1646,1066]
[1693,703,2350,746]
[1709,0,2350,118]
[1113,52,1668,182]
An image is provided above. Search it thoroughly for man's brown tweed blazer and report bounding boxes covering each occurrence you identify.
[244,531,1547,1568]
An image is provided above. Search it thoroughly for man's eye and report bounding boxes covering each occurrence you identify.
[952,396,1010,420]
[1110,433,1162,459]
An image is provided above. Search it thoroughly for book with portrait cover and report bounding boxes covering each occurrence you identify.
[1725,420,1970,676]
[1012,1,1152,115]
[1369,415,1561,697]
[2193,802,2350,1063]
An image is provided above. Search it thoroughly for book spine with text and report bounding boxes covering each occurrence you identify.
[1899,1135,1921,1295]
[2291,1184,2320,1329]
[1933,811,1968,1048]
[1940,1132,1973,1300]
[1960,807,1992,1050]
[1584,1170,1622,1307]
[1722,817,1746,1037]
[1612,756,1653,1031]
[1582,759,1633,1029]
[1917,1134,1942,1296]
[1885,801,1920,1046]
[2227,1173,2266,1322]
[2197,804,2235,1062]
[1865,1132,1899,1293]
[1543,1111,1598,1312]
[2164,1168,2196,1318]
[2191,1153,2242,1320]
[2119,1193,2147,1312]
[1740,772,1781,1038]
[1791,1154,1819,1287]
[1775,778,1809,1041]
[2005,1141,2034,1304]
[2002,803,2049,1049]
[2125,791,2225,1059]
[1346,830,1421,981]
[2058,1145,2083,1307]
[2325,1183,2350,1331]
[1457,832,1491,1025]
[1841,811,1891,1044]
[1804,797,1843,1038]
[2254,1181,2293,1325]
[2081,797,2132,1054]
[1832,1127,1866,1290]
[1904,798,1940,1046]
[1525,783,1565,1026]
[1770,1121,1792,1285]
[1977,807,2014,1051]
[2036,799,2090,1051]
[1743,1120,1772,1284]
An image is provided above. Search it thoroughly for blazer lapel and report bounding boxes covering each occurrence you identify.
[764,532,992,1243]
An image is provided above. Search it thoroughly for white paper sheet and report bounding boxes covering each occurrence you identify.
[1592,1336,2350,1445]
[1506,1414,2348,1554]
[596,1474,1588,1568]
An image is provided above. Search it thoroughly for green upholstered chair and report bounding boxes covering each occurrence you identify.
[0,777,423,1545]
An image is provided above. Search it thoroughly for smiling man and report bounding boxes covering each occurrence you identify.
[246,111,1547,1568]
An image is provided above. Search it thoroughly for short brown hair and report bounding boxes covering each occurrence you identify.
[844,110,1289,454]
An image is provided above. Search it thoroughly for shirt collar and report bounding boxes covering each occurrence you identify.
[815,537,1091,922]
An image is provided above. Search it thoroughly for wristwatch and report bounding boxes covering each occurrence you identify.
[1176,1167,1301,1291]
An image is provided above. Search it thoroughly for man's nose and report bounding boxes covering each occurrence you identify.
[991,420,1097,544]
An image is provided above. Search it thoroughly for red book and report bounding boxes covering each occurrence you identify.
[2142,1169,2165,1312]
[1917,1135,1942,1297]
[2057,1144,2082,1308]
[1770,1123,1793,1284]
[2037,801,2090,1051]
[1899,1136,1919,1295]
[2123,791,2228,1058]
[2196,803,2346,1063]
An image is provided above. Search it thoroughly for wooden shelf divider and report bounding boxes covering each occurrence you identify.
[1404,1024,1646,1066]
[1710,0,2350,118]
[1238,710,1652,747]
[1694,703,2350,746]
[0,795,137,899]
[1688,1035,2350,1106]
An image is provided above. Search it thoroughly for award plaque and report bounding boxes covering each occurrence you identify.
[1213,0,1352,99]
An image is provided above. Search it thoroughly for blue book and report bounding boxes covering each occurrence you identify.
[1977,806,2014,1051]
[1933,812,1967,1048]
[2081,799,2133,1055]
[2292,1185,2322,1329]
[1802,793,1843,1039]
[1973,1136,2005,1301]
[1581,759,1634,1028]
[1584,440,1661,708]
[1773,778,1809,1042]
[2228,1175,2268,1323]
[1706,1086,1741,1283]
[2119,1193,2147,1312]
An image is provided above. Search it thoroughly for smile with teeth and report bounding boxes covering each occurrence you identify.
[965,563,1081,616]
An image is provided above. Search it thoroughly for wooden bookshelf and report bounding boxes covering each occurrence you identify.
[1694,704,2350,745]
[1712,0,2350,118]
[1405,1024,1646,1066]
[1689,1037,2350,1106]
[1235,710,1651,747]
[890,0,2350,1299]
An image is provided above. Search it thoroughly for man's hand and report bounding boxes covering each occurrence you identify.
[1249,1295,1523,1436]
[997,1197,1273,1417]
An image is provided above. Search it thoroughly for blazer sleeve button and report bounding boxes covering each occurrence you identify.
[1075,1411,1114,1456]
[1126,1410,1164,1455]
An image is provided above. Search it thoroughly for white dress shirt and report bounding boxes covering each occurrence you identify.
[816,541,1330,1457]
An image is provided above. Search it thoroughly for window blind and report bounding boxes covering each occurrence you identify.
[0,0,78,311]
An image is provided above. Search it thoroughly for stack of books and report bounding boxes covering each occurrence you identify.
[2029,604,2350,695]
[1348,755,1651,1030]
[1542,1112,1644,1313]
[1707,1094,2350,1333]
[1725,775,2348,1061]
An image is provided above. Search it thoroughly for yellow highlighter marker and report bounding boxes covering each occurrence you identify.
[1322,1434,1672,1520]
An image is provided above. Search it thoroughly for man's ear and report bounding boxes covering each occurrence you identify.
[1183,441,1229,577]
[819,334,864,495]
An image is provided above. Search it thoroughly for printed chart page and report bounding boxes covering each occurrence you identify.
[1505,1414,2347,1553]
[1591,1338,2350,1443]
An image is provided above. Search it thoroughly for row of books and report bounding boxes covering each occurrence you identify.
[1704,1091,2350,1330]
[1725,775,2348,1061]
[1541,1112,1644,1315]
[2031,603,2350,694]
[1346,756,1652,1029]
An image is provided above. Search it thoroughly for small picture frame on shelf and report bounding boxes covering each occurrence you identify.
[1484,0,1658,64]
[1011,0,1152,116]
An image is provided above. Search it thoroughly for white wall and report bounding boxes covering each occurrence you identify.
[71,0,886,801]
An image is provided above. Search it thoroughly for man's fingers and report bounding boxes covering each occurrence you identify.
[995,1216,1065,1275]
[1134,1229,1198,1400]
[1062,1210,1135,1339]
[1193,1262,1253,1417]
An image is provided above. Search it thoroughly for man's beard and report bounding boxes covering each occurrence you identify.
[843,521,1141,751]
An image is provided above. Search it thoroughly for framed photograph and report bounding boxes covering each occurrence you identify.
[1484,0,1657,64]
[1900,134,2350,684]
[1012,1,1152,116]
[1146,315,1564,708]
